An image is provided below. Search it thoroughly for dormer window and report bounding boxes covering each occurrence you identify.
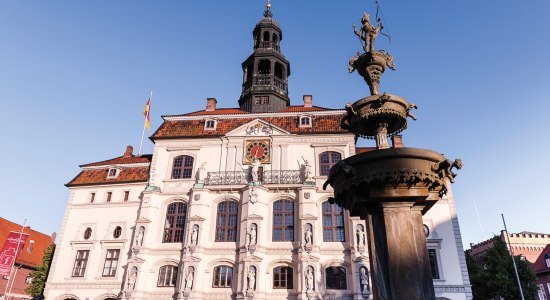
[205,119,217,130]
[299,116,312,127]
[107,168,119,179]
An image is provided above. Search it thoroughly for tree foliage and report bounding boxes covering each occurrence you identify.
[466,237,538,299]
[25,244,55,297]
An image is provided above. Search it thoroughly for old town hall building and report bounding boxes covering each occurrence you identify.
[44,5,472,300]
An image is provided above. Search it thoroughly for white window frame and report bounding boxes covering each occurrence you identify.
[538,284,547,300]
[299,115,312,128]
[106,167,120,179]
[204,118,218,130]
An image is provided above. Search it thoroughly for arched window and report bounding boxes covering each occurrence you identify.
[273,199,294,241]
[215,201,239,242]
[172,155,194,179]
[300,116,311,127]
[325,266,346,290]
[273,33,279,44]
[322,201,345,242]
[163,202,187,243]
[319,151,342,176]
[258,59,271,75]
[273,266,293,289]
[263,31,270,42]
[274,62,284,79]
[213,265,233,288]
[157,265,178,287]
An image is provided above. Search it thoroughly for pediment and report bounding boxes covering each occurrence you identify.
[245,214,264,221]
[242,255,263,263]
[188,215,206,222]
[136,217,152,224]
[226,119,290,137]
[300,214,317,221]
[128,256,146,264]
[300,255,320,263]
[183,256,202,263]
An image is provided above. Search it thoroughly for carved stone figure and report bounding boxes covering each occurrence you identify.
[432,158,463,183]
[360,267,370,293]
[249,188,258,204]
[190,226,199,245]
[196,162,207,182]
[250,158,261,182]
[353,13,380,53]
[303,159,313,181]
[135,226,145,246]
[357,228,366,246]
[127,269,137,290]
[247,268,256,290]
[304,227,313,246]
[184,268,194,290]
[247,225,257,246]
[305,268,314,291]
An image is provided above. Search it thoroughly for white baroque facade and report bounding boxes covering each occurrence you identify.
[44,5,471,300]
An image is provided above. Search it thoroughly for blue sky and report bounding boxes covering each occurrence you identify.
[1,0,549,248]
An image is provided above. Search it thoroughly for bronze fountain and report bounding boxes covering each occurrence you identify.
[324,10,462,300]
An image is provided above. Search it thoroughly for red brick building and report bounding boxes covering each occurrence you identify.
[0,218,55,300]
[533,244,550,300]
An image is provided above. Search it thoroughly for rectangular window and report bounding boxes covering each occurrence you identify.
[546,257,550,268]
[255,97,262,105]
[538,284,547,300]
[123,191,130,202]
[106,192,112,202]
[90,193,95,203]
[428,249,440,279]
[72,250,90,277]
[102,249,120,277]
[262,96,269,104]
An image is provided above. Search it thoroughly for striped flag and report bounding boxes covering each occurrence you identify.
[143,98,151,129]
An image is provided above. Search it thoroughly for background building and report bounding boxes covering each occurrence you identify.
[531,244,550,300]
[0,218,55,300]
[469,231,550,263]
[44,5,471,300]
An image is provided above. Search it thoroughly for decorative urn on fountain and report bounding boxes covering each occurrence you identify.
[323,9,463,300]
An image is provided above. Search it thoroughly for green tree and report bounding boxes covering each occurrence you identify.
[25,244,55,297]
[466,237,538,299]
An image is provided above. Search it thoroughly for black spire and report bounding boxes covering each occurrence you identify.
[238,1,291,113]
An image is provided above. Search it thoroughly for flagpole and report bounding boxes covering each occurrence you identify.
[501,213,525,300]
[3,219,26,300]
[473,196,485,240]
[138,91,153,156]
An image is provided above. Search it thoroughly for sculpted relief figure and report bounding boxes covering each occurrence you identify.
[304,227,313,246]
[303,159,313,181]
[353,13,380,53]
[356,227,366,246]
[190,226,199,245]
[305,268,314,291]
[247,267,256,291]
[184,268,194,290]
[360,267,370,293]
[135,226,145,247]
[196,162,207,182]
[250,158,261,182]
[247,225,257,246]
[127,269,137,290]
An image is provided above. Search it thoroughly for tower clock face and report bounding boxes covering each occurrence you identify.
[245,140,270,164]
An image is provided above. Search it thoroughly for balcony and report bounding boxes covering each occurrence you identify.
[205,170,303,185]
[241,75,288,94]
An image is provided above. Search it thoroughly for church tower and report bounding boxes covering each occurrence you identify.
[238,1,291,113]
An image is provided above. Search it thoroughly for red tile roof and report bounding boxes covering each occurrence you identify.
[67,167,150,187]
[532,244,550,273]
[0,218,54,268]
[355,147,376,154]
[183,108,249,116]
[280,106,334,112]
[81,154,152,167]
[152,114,347,139]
